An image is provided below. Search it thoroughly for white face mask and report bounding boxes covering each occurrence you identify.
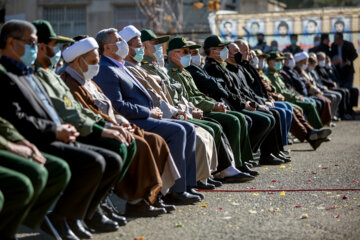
[287,59,295,69]
[318,60,326,67]
[307,65,315,72]
[115,40,129,59]
[251,57,259,69]
[258,58,266,69]
[157,53,165,67]
[191,54,201,66]
[81,58,99,81]
[301,63,308,71]
[219,48,229,61]
[326,62,332,69]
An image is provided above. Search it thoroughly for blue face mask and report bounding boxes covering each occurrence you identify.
[180,54,191,68]
[291,39,297,45]
[47,45,61,67]
[133,47,145,63]
[20,44,38,67]
[154,44,163,60]
[272,46,278,51]
[274,61,283,71]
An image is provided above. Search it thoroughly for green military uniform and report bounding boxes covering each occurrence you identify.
[34,65,136,181]
[265,66,323,129]
[166,59,253,167]
[0,117,70,238]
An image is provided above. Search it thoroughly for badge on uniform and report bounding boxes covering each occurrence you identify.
[63,96,72,108]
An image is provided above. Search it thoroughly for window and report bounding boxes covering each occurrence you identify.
[114,6,148,30]
[43,6,86,38]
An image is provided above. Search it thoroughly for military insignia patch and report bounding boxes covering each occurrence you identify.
[63,96,72,108]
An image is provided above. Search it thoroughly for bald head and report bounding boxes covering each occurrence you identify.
[226,43,240,65]
[234,39,249,61]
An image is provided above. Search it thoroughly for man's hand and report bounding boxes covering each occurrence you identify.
[265,101,274,107]
[278,94,285,101]
[192,109,203,119]
[258,104,269,111]
[101,128,131,146]
[150,107,163,119]
[245,101,256,111]
[213,102,227,113]
[173,109,187,120]
[7,141,46,165]
[56,124,79,143]
[296,95,304,101]
[17,140,47,165]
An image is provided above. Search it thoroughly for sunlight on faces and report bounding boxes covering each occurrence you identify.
[296,58,307,67]
[227,43,240,63]
[169,47,190,68]
[38,39,57,66]
[103,32,123,58]
[7,30,38,63]
[143,39,159,59]
[209,46,225,62]
[267,58,277,69]
[127,36,143,57]
[190,48,199,56]
[73,49,99,73]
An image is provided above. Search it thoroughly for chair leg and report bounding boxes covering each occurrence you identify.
[44,216,62,240]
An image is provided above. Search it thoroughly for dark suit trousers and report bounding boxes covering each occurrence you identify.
[40,141,122,220]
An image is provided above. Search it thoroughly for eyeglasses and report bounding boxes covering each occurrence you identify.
[15,38,38,47]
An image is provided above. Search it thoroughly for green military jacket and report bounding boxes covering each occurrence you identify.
[0,117,25,150]
[265,67,297,102]
[35,65,105,137]
[141,56,184,106]
[166,61,216,112]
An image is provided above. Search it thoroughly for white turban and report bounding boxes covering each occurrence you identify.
[118,25,141,42]
[62,37,99,63]
[294,51,309,62]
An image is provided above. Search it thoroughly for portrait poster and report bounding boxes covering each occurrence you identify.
[219,19,238,41]
[245,19,265,48]
[272,18,294,51]
[300,18,322,50]
[329,16,352,41]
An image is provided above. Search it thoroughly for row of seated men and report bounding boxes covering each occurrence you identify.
[1,19,345,240]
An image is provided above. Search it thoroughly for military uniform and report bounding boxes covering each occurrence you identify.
[0,117,70,238]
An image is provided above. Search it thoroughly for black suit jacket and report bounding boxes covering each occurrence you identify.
[0,56,58,146]
[330,40,358,74]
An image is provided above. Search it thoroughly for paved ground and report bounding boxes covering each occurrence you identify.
[19,117,360,240]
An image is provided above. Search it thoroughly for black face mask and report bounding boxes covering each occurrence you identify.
[257,38,264,44]
[234,52,243,64]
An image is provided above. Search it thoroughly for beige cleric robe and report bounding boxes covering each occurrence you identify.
[126,61,218,181]
[61,69,180,204]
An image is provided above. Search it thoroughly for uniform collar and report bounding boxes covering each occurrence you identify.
[166,60,182,73]
[142,55,156,66]
[1,55,34,75]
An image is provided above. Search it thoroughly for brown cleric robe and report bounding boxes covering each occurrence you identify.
[61,70,180,204]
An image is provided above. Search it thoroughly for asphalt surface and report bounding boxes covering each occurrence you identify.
[18,117,360,240]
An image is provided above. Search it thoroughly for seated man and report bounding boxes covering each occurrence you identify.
[0,117,70,240]
[140,30,256,179]
[268,51,324,130]
[253,50,332,150]
[34,21,176,223]
[119,25,220,189]
[265,51,332,149]
[0,20,124,239]
[92,28,201,205]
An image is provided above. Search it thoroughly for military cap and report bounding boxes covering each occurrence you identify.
[203,35,230,49]
[32,20,74,44]
[140,29,169,43]
[254,49,270,58]
[268,51,286,61]
[167,36,201,52]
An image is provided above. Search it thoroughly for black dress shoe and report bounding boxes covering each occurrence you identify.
[239,164,259,176]
[308,128,332,141]
[100,202,127,226]
[41,216,80,240]
[324,137,331,142]
[196,181,216,190]
[125,200,166,217]
[308,138,325,150]
[163,192,201,205]
[259,155,284,165]
[207,178,222,187]
[68,219,92,239]
[215,172,254,183]
[153,195,176,213]
[84,208,119,232]
[187,187,204,200]
[274,153,291,163]
[245,162,253,168]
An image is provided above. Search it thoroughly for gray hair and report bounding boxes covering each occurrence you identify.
[0,20,36,49]
[95,28,118,55]
[234,39,248,48]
